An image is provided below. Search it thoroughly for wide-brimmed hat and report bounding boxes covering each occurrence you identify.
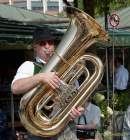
[32,28,55,44]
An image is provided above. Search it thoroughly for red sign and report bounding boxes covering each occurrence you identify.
[109,14,120,27]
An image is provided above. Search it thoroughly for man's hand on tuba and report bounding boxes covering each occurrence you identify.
[69,106,84,121]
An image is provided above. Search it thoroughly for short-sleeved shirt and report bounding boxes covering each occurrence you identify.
[12,57,46,83]
[12,61,34,84]
[115,65,129,90]
[75,102,101,128]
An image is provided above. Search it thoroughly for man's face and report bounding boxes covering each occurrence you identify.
[34,40,55,62]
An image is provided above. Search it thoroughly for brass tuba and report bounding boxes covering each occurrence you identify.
[19,6,109,137]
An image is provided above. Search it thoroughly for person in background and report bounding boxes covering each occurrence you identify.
[75,100,102,140]
[11,28,84,140]
[114,57,129,95]
[123,105,130,140]
[113,57,129,140]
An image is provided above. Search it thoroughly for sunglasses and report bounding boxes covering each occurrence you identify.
[39,40,54,46]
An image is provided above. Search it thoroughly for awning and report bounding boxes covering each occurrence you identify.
[0,4,69,50]
[0,4,69,23]
[1,4,130,50]
[108,29,130,48]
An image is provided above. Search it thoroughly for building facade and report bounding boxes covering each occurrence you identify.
[0,0,74,14]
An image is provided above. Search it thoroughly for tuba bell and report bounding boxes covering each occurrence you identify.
[19,6,109,137]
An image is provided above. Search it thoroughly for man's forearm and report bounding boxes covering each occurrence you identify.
[11,75,40,95]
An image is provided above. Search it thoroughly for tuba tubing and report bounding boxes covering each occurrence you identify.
[19,6,109,137]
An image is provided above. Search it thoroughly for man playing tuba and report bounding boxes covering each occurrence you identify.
[11,28,84,140]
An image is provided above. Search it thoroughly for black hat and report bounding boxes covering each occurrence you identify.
[32,28,55,43]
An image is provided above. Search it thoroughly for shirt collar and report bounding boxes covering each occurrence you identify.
[120,65,124,68]
[35,57,46,64]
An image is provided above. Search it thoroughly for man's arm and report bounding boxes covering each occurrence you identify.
[11,72,60,95]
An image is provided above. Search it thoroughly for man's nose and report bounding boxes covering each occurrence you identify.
[45,49,54,55]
